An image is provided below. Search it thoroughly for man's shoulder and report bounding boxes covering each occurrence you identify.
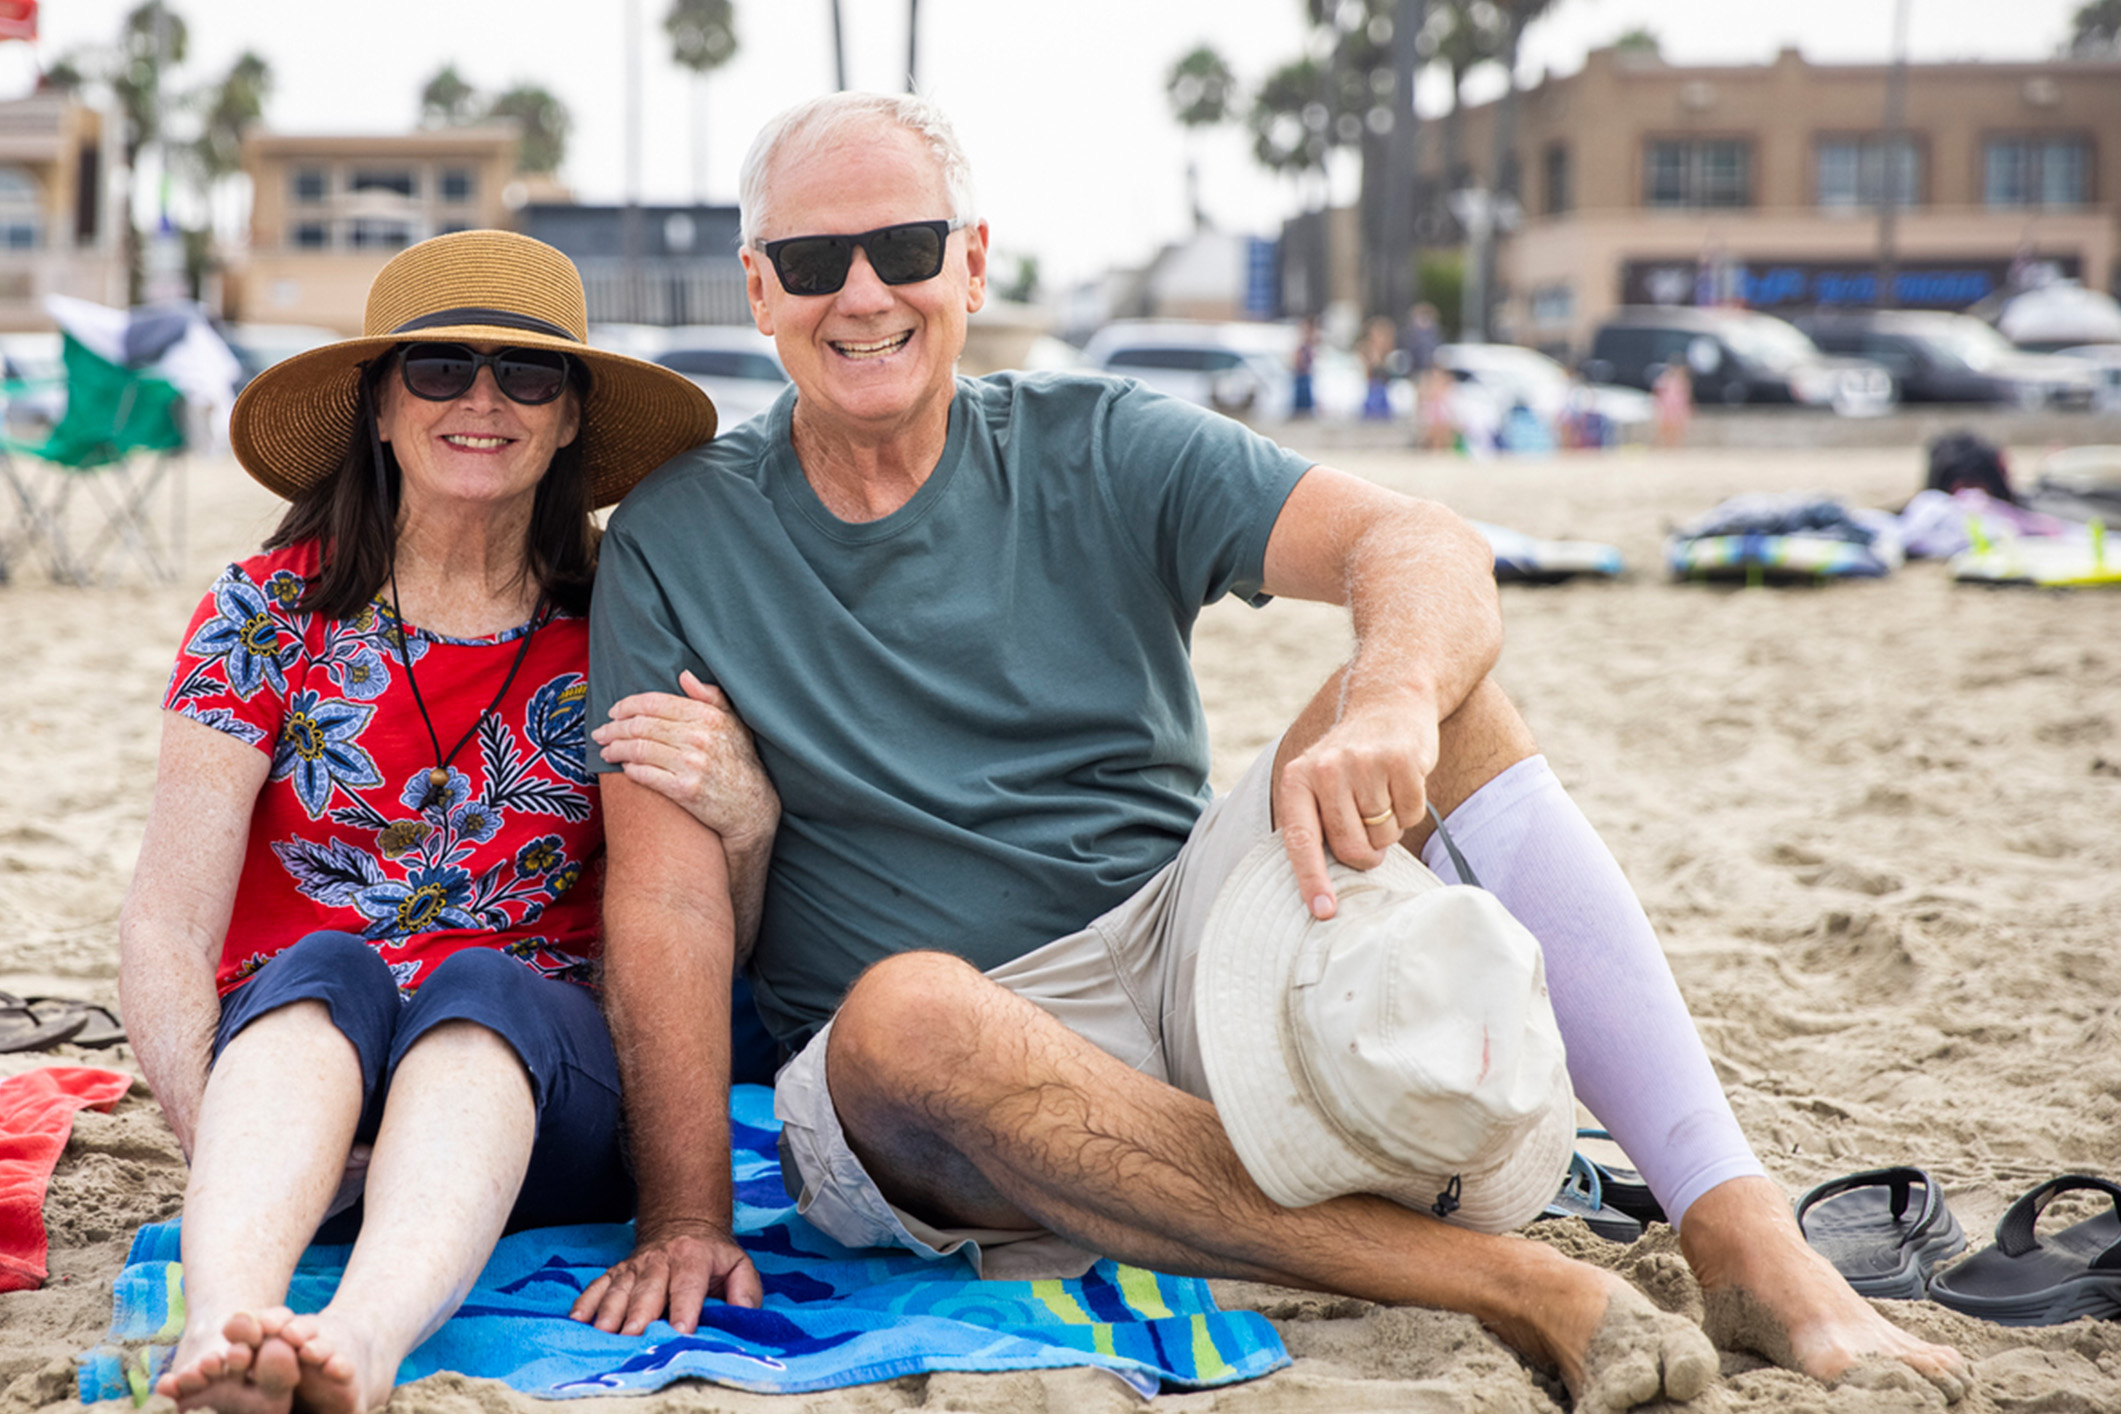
[957,368,1238,447]
[606,413,779,537]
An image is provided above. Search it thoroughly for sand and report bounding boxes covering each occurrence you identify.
[4,433,2121,1412]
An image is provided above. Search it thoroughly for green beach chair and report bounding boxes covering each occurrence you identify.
[0,333,188,585]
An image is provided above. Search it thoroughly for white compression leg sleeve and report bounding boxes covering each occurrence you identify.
[1420,754,1763,1227]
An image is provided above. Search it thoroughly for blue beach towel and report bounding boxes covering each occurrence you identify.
[79,1085,1286,1403]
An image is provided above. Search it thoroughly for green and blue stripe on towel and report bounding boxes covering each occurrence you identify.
[79,1084,1286,1402]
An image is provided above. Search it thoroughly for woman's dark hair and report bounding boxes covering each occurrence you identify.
[263,352,600,619]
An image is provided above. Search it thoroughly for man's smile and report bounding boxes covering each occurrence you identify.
[829,331,914,360]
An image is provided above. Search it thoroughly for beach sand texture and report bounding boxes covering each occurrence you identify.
[3,442,2119,1412]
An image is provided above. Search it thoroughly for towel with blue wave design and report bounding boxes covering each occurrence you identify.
[79,1084,1287,1402]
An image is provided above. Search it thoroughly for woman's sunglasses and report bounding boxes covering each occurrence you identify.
[397,342,574,405]
[758,218,966,297]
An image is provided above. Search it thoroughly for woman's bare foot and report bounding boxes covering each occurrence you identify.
[1683,1175,1971,1402]
[274,1311,394,1414]
[156,1310,301,1414]
[1486,1251,1718,1412]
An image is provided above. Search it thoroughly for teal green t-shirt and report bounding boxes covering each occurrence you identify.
[589,371,1313,1046]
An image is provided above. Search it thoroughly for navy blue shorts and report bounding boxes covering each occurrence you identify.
[215,931,634,1242]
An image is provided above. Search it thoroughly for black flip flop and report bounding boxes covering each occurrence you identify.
[23,997,126,1048]
[0,1000,89,1053]
[1796,1166,1966,1301]
[1577,1128,1667,1227]
[1929,1175,2121,1325]
[1538,1152,1645,1243]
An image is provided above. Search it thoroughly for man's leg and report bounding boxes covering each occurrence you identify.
[827,950,1716,1413]
[1282,670,1967,1397]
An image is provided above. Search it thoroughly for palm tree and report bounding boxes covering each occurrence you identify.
[487,84,573,175]
[665,0,738,201]
[419,65,479,128]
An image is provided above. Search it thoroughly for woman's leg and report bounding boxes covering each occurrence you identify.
[275,949,628,1414]
[159,933,400,1414]
[269,1017,536,1414]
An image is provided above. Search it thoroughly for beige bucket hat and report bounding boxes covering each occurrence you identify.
[1194,836,1574,1233]
[229,228,718,508]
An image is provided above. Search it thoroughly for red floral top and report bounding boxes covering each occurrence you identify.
[164,541,603,997]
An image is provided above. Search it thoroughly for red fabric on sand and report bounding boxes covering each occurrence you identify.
[0,1066,133,1292]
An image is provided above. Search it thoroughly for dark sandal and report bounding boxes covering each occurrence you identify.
[0,1000,89,1053]
[24,997,126,1048]
[1795,1166,1966,1301]
[1537,1152,1645,1243]
[1577,1127,1667,1227]
[1928,1174,2121,1325]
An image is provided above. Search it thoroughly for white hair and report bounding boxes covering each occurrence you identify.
[737,91,979,248]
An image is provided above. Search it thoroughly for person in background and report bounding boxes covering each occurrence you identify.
[1289,316,1318,419]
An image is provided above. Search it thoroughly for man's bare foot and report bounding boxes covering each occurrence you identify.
[156,1310,301,1414]
[1684,1175,1972,1402]
[274,1311,393,1414]
[1486,1252,1717,1412]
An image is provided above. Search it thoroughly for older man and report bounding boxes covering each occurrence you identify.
[575,92,1966,1408]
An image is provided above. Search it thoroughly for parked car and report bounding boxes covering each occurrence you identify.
[1797,310,2099,410]
[1078,320,1296,420]
[646,325,790,429]
[1583,307,1896,415]
[1432,342,1654,438]
[2053,345,2121,413]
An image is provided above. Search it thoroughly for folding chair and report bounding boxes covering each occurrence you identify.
[0,333,188,585]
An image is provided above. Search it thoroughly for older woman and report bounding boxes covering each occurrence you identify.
[119,230,768,1414]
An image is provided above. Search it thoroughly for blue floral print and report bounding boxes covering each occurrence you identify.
[183,570,300,700]
[271,690,385,818]
[524,673,592,785]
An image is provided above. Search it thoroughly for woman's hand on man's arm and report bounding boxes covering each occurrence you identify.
[591,671,780,960]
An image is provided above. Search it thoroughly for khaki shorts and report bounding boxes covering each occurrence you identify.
[772,740,1280,1280]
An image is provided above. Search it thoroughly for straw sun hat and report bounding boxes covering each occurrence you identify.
[1195,836,1575,1234]
[230,228,718,508]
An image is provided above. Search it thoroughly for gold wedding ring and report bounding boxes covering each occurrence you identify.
[1360,807,1396,828]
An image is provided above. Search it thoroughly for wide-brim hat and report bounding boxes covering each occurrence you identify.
[1195,836,1574,1234]
[229,228,717,508]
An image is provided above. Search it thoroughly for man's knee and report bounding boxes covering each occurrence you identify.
[1428,677,1540,815]
[829,950,1002,1098]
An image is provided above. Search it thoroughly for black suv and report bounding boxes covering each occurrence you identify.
[1584,306,1896,414]
[1793,310,2098,409]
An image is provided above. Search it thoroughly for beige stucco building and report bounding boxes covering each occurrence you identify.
[229,126,527,332]
[0,90,125,331]
[1449,46,2121,355]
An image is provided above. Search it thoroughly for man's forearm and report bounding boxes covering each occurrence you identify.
[600,778,745,1236]
[606,892,739,1232]
[1339,499,1501,727]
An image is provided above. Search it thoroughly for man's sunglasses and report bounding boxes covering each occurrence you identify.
[397,343,574,405]
[759,218,966,297]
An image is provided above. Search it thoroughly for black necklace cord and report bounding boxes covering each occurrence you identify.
[364,370,549,814]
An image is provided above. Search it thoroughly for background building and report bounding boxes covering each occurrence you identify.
[230,125,524,331]
[515,202,745,326]
[1444,45,2121,357]
[0,89,124,331]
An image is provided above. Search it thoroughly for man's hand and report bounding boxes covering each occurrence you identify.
[571,1218,764,1334]
[1272,691,1441,919]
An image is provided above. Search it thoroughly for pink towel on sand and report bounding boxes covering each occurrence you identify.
[0,1066,133,1292]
